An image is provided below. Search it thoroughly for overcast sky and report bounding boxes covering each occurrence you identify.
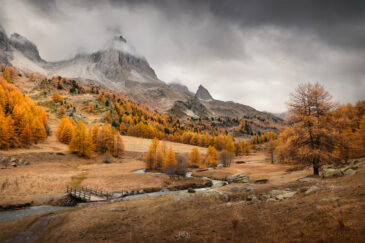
[0,0,364,112]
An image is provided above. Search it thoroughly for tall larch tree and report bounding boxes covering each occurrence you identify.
[189,147,202,167]
[145,138,160,170]
[276,83,337,175]
[69,120,94,158]
[205,145,218,167]
[164,146,177,175]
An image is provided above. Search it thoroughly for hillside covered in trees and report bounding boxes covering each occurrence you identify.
[0,70,48,149]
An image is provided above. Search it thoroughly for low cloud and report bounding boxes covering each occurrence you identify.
[0,0,364,112]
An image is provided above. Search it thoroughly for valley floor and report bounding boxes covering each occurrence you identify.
[1,142,364,242]
[0,77,364,242]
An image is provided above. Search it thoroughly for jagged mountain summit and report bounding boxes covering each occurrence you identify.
[0,26,282,125]
[10,33,44,62]
[195,85,213,100]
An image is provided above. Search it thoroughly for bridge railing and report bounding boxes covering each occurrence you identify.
[66,185,110,201]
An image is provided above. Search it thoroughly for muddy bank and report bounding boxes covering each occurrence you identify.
[167,178,213,191]
[0,203,32,212]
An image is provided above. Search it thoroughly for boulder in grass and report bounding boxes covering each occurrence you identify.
[343,168,356,176]
[227,173,251,184]
[322,168,344,178]
[304,186,320,195]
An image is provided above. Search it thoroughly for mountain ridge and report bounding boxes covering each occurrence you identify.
[0,28,282,126]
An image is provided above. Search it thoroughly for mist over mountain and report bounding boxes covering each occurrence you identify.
[0,26,282,125]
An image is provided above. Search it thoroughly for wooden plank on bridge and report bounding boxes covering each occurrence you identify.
[66,186,111,202]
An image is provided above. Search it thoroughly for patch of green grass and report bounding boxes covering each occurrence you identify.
[70,172,88,190]
[37,100,58,113]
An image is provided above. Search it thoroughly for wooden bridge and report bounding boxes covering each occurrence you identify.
[66,186,112,202]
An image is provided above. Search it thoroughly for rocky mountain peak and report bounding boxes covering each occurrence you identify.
[9,33,42,62]
[195,84,213,100]
[0,25,10,51]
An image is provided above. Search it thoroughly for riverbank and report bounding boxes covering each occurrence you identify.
[1,161,364,242]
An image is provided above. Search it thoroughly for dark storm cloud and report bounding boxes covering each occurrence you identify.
[0,0,364,112]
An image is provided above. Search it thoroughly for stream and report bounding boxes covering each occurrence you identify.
[0,205,68,223]
[1,161,261,222]
[124,169,228,200]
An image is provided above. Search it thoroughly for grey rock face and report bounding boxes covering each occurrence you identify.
[195,85,213,100]
[10,33,43,61]
[0,25,10,64]
[0,25,10,51]
[91,47,158,83]
[168,83,193,96]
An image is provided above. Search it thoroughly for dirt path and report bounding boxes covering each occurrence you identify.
[7,213,61,243]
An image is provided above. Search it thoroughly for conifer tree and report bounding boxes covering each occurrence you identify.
[69,120,94,158]
[119,122,127,134]
[88,103,93,113]
[21,124,33,145]
[90,124,99,146]
[111,130,125,158]
[205,145,218,167]
[189,147,202,167]
[164,146,177,175]
[59,105,65,115]
[276,83,337,175]
[145,138,160,170]
[0,112,9,149]
[31,119,47,143]
[96,123,113,153]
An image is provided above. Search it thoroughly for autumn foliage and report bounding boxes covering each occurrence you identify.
[69,120,94,158]
[0,77,48,149]
[205,146,218,167]
[56,118,124,158]
[189,147,202,167]
[275,83,365,175]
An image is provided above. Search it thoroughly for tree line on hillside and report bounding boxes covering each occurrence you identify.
[0,76,48,149]
[144,137,243,175]
[38,71,278,144]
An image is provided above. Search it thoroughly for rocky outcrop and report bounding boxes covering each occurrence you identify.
[227,174,251,184]
[168,83,193,96]
[270,190,296,200]
[322,168,344,178]
[9,33,43,62]
[0,25,11,64]
[304,186,320,195]
[0,156,30,168]
[169,97,211,118]
[343,168,356,176]
[195,85,213,100]
[0,25,10,51]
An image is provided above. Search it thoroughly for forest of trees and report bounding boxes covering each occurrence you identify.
[144,138,185,175]
[145,137,224,175]
[57,118,124,158]
[0,76,48,149]
[23,71,280,150]
[275,83,365,175]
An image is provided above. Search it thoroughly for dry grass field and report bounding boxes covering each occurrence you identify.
[1,160,364,242]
